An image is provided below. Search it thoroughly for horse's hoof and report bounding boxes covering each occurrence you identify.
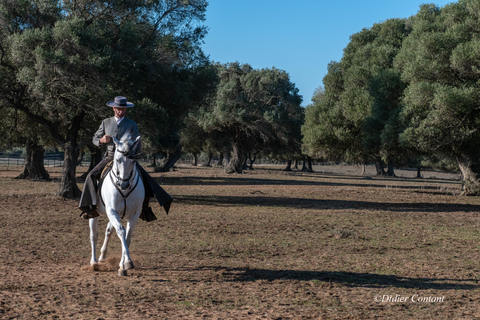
[124,261,135,270]
[118,269,127,276]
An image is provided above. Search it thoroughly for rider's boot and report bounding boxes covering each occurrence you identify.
[139,198,157,222]
[80,206,100,219]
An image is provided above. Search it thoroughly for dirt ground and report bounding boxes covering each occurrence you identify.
[1,164,480,319]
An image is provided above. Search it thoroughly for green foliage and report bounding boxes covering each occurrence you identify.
[301,0,480,191]
[0,0,211,195]
[395,0,480,159]
[303,19,410,164]
[197,62,303,172]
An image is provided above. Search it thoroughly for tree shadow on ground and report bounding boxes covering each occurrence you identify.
[175,195,480,213]
[163,175,460,190]
[193,266,478,290]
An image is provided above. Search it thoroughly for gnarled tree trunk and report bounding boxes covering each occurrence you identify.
[205,153,213,167]
[15,139,50,180]
[301,156,313,172]
[58,109,85,199]
[247,152,256,170]
[375,157,386,176]
[305,156,313,172]
[217,152,224,167]
[156,146,182,172]
[192,153,198,166]
[386,159,395,177]
[225,142,244,174]
[59,140,81,198]
[457,155,480,195]
[283,160,292,171]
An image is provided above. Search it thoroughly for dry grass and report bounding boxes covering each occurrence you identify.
[1,164,480,319]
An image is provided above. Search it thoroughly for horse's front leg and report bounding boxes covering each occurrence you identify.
[125,211,140,248]
[89,217,99,265]
[105,208,134,275]
[99,222,115,262]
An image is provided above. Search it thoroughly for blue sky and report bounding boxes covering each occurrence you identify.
[202,0,455,106]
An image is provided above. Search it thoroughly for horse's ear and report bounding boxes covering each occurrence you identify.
[131,136,141,156]
[112,137,120,146]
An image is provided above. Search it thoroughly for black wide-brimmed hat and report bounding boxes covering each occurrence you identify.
[106,96,134,108]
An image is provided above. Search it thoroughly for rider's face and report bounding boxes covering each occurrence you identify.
[114,107,127,119]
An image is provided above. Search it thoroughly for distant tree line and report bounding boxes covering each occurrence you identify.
[0,1,304,199]
[302,0,480,195]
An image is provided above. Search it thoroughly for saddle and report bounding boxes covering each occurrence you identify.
[101,160,114,180]
[96,160,113,196]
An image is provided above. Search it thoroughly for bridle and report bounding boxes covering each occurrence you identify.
[112,150,135,188]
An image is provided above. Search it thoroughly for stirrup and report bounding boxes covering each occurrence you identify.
[80,208,100,219]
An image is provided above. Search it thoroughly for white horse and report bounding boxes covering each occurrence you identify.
[89,136,145,276]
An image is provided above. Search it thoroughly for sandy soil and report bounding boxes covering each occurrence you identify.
[1,164,479,319]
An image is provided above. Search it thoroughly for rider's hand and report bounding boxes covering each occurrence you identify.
[100,135,111,144]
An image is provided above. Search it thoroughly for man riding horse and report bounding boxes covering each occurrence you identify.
[78,96,173,220]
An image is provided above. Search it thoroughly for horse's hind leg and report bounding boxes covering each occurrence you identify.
[89,217,99,265]
[99,222,115,262]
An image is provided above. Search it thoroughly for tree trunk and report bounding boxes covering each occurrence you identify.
[217,152,224,167]
[15,139,50,180]
[301,159,307,171]
[283,160,292,171]
[77,150,85,166]
[78,145,102,180]
[192,153,198,166]
[457,155,480,195]
[416,165,422,178]
[223,152,231,167]
[225,142,244,174]
[242,152,249,170]
[59,140,81,198]
[150,153,157,167]
[205,153,213,167]
[58,109,85,199]
[386,159,395,177]
[375,157,386,176]
[248,152,256,170]
[156,146,182,172]
[294,159,300,170]
[305,156,313,172]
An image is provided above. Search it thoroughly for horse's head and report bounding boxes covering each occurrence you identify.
[112,136,141,191]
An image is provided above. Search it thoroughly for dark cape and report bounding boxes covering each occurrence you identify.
[137,165,173,214]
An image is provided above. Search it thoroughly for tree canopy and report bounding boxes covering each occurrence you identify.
[195,62,303,173]
[302,18,410,174]
[0,0,210,197]
[395,0,480,193]
[303,0,480,194]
